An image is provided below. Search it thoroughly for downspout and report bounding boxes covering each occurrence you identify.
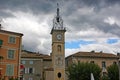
[18,35,23,80]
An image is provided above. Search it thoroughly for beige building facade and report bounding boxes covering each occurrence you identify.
[21,51,119,80]
[65,51,118,75]
[21,50,52,80]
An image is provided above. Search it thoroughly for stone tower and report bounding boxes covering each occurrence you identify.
[50,3,66,80]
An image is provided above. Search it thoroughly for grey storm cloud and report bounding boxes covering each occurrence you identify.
[0,0,56,15]
[0,0,120,18]
[0,0,120,54]
[0,0,120,14]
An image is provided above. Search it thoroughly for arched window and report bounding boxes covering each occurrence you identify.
[57,45,61,52]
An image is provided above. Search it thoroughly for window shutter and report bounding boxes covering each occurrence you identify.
[6,65,10,76]
[10,65,14,76]
[6,64,14,76]
[28,68,29,73]
[33,68,35,74]
[25,68,28,74]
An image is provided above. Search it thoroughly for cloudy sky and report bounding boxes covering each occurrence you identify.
[0,0,120,56]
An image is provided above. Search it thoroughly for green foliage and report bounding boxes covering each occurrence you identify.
[9,78,14,80]
[102,75,109,80]
[67,62,101,80]
[107,64,119,80]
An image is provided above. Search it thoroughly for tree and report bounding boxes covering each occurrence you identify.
[101,75,109,80]
[67,62,101,80]
[107,64,119,80]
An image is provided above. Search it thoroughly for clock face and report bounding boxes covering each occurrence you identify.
[57,34,62,40]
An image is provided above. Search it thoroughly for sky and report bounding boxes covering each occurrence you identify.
[0,0,120,56]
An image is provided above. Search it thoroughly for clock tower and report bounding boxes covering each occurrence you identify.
[51,3,66,80]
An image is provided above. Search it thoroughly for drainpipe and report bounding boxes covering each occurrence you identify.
[18,35,23,80]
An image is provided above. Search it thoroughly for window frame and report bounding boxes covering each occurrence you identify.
[113,61,117,65]
[8,36,16,44]
[22,60,26,64]
[90,61,95,64]
[102,61,106,68]
[6,64,14,76]
[29,60,33,64]
[28,68,34,74]
[7,49,15,59]
[57,45,61,52]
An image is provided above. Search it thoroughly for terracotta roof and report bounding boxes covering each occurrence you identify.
[0,30,23,36]
[66,51,118,58]
[21,53,43,58]
[43,55,52,61]
[21,50,52,60]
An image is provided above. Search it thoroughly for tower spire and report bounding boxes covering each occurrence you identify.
[51,3,66,32]
[57,3,59,17]
[56,3,60,22]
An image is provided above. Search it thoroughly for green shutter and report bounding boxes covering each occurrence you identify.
[8,50,15,59]
[6,64,14,76]
[0,40,3,45]
[10,65,14,76]
[6,65,10,76]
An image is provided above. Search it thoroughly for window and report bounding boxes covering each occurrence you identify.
[113,61,117,65]
[57,45,61,52]
[23,68,25,74]
[90,61,94,64]
[22,60,26,64]
[24,68,34,74]
[9,36,16,43]
[6,64,14,76]
[29,61,33,64]
[23,78,25,80]
[102,61,106,68]
[8,49,15,59]
[58,72,62,78]
[29,68,34,74]
[0,40,3,46]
